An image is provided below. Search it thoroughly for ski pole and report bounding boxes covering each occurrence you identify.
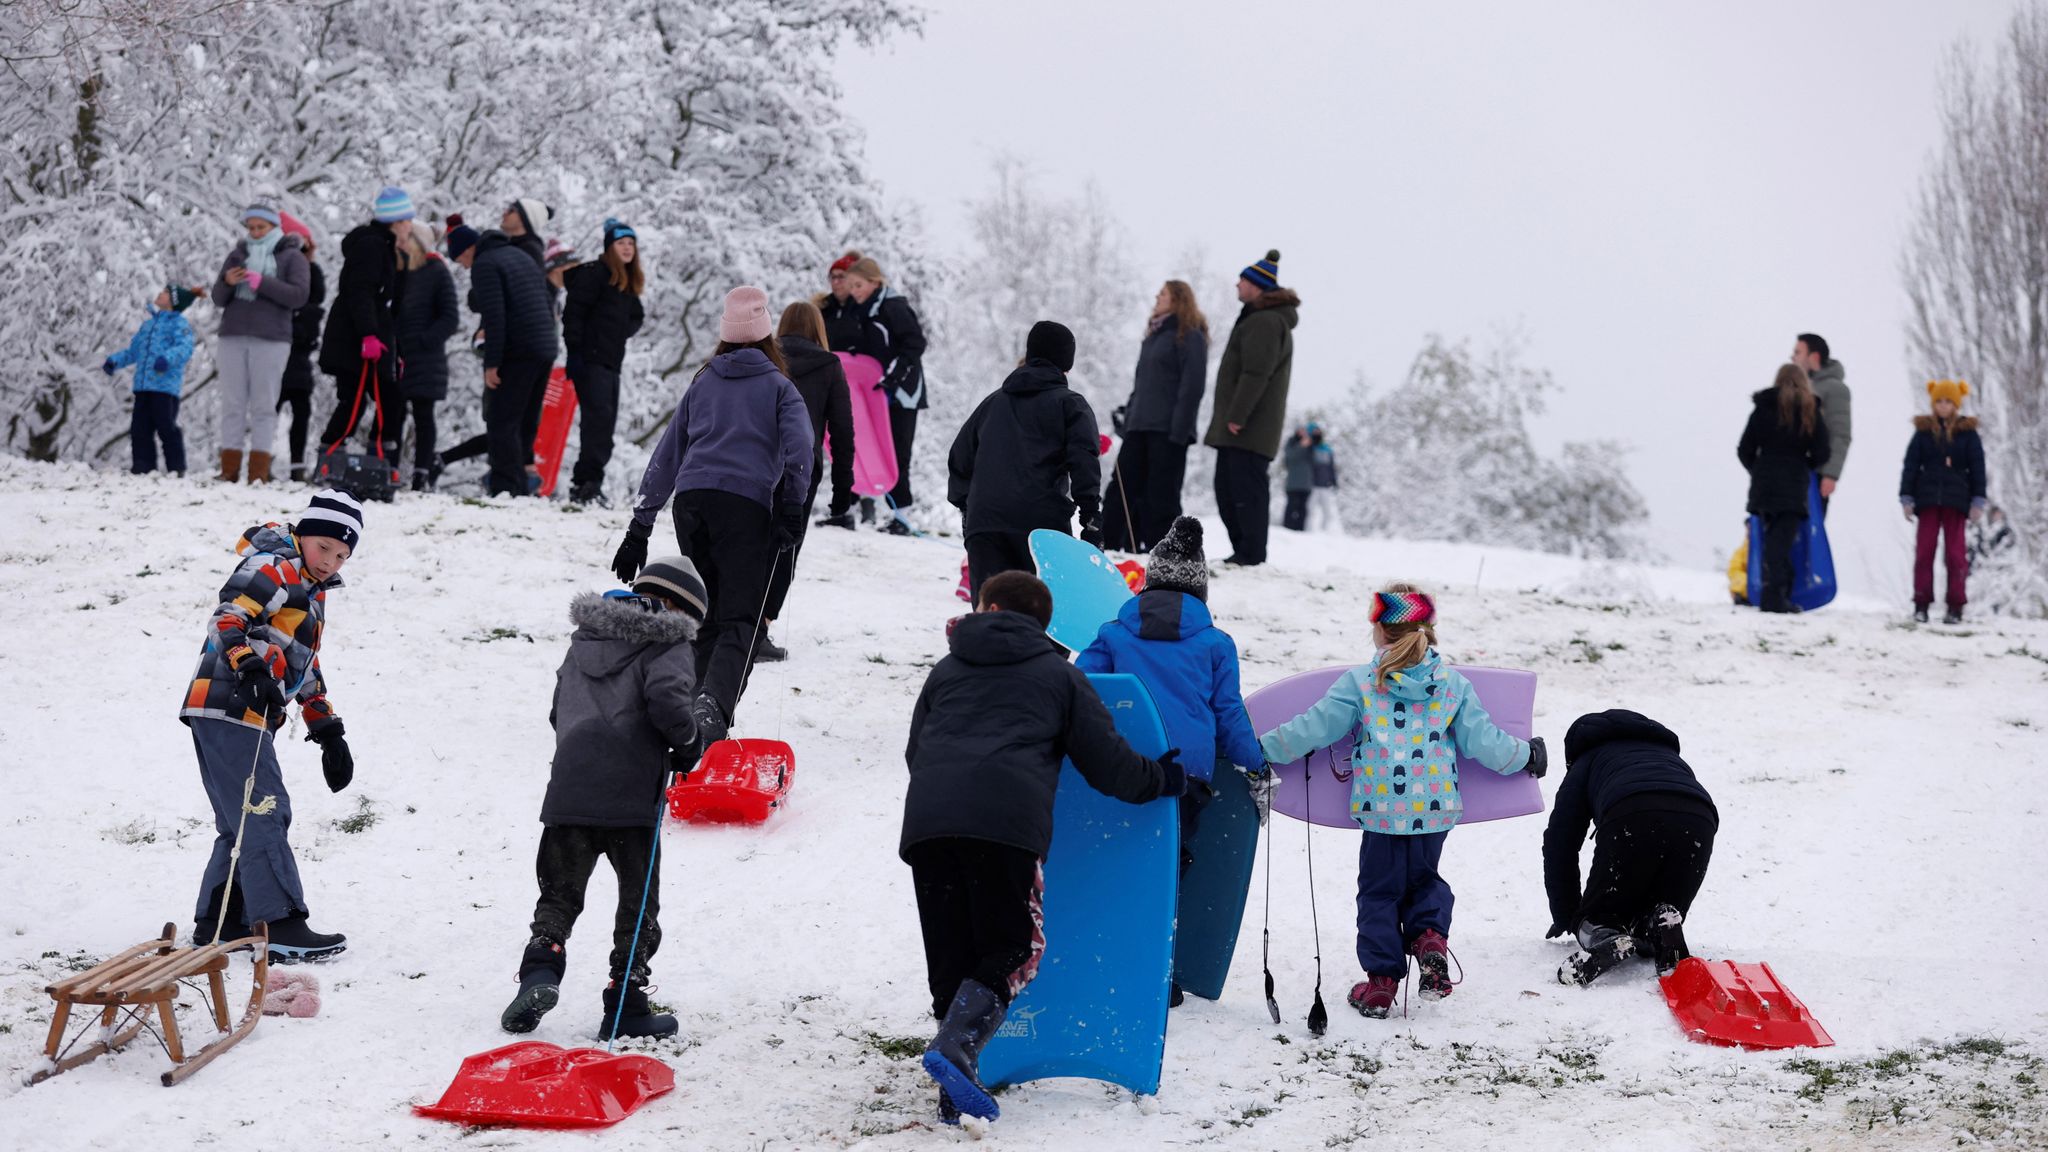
[606,789,670,1053]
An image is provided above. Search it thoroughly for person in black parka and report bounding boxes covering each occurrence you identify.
[561,218,647,506]
[902,570,1186,1124]
[840,253,927,524]
[1543,709,1718,988]
[1102,280,1210,553]
[396,225,461,492]
[754,300,856,662]
[278,232,326,482]
[1899,379,1989,624]
[1736,363,1831,613]
[319,188,412,458]
[948,322,1104,600]
[454,228,561,497]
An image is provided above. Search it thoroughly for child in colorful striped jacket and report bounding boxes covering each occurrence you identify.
[1256,583,1548,1018]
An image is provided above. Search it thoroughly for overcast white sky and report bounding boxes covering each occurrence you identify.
[837,1,2016,599]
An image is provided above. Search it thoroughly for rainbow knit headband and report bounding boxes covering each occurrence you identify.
[1370,592,1435,626]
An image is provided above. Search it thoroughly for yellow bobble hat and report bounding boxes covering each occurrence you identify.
[1926,379,1971,407]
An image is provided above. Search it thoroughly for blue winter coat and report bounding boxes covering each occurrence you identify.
[108,308,196,397]
[1257,649,1529,835]
[1075,590,1262,783]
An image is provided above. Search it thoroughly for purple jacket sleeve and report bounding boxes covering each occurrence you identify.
[632,394,690,529]
[777,376,814,504]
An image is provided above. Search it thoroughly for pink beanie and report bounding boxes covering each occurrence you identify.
[720,286,773,344]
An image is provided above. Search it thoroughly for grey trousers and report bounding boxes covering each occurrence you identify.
[216,336,290,454]
[191,718,306,926]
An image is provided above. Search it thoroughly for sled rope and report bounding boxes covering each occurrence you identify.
[1110,452,1136,552]
[1303,748,1329,1036]
[606,789,671,1054]
[737,549,783,725]
[212,706,278,947]
[1260,784,1280,1025]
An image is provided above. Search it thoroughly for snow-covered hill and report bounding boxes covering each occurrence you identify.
[1,457,2043,1150]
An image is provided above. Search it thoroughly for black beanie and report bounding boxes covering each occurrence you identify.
[1146,516,1208,601]
[633,555,708,622]
[1025,320,1076,373]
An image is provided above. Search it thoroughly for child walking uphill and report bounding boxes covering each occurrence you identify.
[902,570,1188,1125]
[501,557,707,1042]
[182,490,363,964]
[105,283,202,475]
[1900,379,1989,624]
[1256,585,1548,1018]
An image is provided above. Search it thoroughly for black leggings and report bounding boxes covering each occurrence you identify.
[275,391,311,468]
[387,398,438,476]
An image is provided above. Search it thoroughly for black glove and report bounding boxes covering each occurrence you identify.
[1524,736,1549,780]
[774,502,806,552]
[307,720,352,793]
[102,358,118,376]
[1111,405,1128,436]
[1078,503,1104,549]
[613,521,651,584]
[669,741,702,780]
[1155,748,1188,798]
[230,648,287,711]
[565,351,586,381]
[815,510,856,530]
[1546,922,1571,941]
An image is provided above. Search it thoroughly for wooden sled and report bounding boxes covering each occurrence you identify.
[30,921,270,1087]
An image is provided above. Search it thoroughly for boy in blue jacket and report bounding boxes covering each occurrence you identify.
[105,284,202,475]
[1076,517,1264,1003]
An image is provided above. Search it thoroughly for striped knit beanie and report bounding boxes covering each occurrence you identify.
[633,556,708,622]
[1146,517,1209,602]
[296,489,365,552]
[1241,249,1282,292]
[372,186,415,223]
[1369,591,1434,626]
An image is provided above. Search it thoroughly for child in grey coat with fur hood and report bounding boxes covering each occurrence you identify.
[500,557,708,1042]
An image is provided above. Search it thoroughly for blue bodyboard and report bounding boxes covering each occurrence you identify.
[1030,529,1135,652]
[1174,759,1260,1001]
[1745,474,1838,611]
[979,673,1179,1096]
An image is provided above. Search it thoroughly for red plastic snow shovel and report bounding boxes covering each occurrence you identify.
[665,739,795,825]
[415,1041,673,1129]
[1661,957,1835,1050]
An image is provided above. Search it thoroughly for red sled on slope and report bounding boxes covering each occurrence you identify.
[532,369,578,498]
[665,739,795,825]
[415,1041,673,1129]
[1661,957,1834,1050]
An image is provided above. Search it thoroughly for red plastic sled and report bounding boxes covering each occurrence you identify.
[415,1042,673,1129]
[957,557,973,603]
[665,739,795,824]
[1116,559,1146,592]
[1660,957,1834,1050]
[533,369,578,498]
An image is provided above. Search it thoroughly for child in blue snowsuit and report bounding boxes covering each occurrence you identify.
[105,284,201,475]
[1257,584,1548,1018]
[1075,516,1262,1003]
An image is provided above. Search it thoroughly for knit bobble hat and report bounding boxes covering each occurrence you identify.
[1146,516,1210,602]
[1025,320,1076,372]
[720,286,774,344]
[166,284,201,313]
[1926,379,1971,408]
[603,217,637,248]
[512,198,553,236]
[296,489,365,552]
[830,250,860,273]
[1241,249,1282,291]
[444,214,480,261]
[633,555,708,622]
[242,201,282,228]
[372,186,415,223]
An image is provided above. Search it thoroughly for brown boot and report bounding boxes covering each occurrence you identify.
[218,449,243,483]
[247,451,273,484]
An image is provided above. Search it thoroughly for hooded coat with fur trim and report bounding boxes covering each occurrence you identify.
[1898,416,1986,511]
[1204,288,1300,460]
[541,593,701,828]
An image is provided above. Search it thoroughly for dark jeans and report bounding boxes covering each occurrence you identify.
[964,531,1035,602]
[570,363,621,490]
[888,406,918,509]
[389,397,438,477]
[1213,446,1272,564]
[1101,431,1189,553]
[319,354,400,455]
[1758,512,1802,612]
[529,824,661,985]
[487,359,550,496]
[276,390,310,469]
[1575,808,1715,939]
[675,489,778,720]
[1355,830,1451,978]
[1282,489,1311,531]
[908,837,1045,1019]
[130,392,186,474]
[191,719,305,927]
[1913,505,1970,609]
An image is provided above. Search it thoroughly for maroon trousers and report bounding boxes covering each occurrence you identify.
[1914,505,1970,609]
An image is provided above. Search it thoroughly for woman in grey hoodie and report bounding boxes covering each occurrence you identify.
[209,201,310,482]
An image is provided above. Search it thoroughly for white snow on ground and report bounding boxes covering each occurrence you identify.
[1,456,2044,1150]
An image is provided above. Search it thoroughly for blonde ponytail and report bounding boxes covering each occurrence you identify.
[1372,580,1439,688]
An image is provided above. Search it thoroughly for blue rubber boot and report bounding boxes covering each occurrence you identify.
[922,979,1005,1122]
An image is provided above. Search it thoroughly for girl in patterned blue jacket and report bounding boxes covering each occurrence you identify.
[1257,583,1548,1018]
[104,284,203,475]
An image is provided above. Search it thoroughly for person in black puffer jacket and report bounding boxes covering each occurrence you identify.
[753,300,856,662]
[454,228,561,497]
[278,228,326,482]
[1899,379,1989,623]
[1736,364,1831,613]
[396,224,461,491]
[1103,280,1209,552]
[948,322,1103,599]
[561,218,647,506]
[840,253,928,522]
[1543,709,1718,987]
[319,187,412,458]
[902,571,1184,1124]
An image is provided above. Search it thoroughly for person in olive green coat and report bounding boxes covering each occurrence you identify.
[1203,249,1301,566]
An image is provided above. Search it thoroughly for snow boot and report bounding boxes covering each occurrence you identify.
[247,451,273,484]
[1348,974,1400,1019]
[884,517,912,536]
[500,936,565,1034]
[1409,929,1458,1001]
[1944,606,1964,625]
[267,914,347,963]
[859,497,876,525]
[1559,927,1634,987]
[1638,904,1690,978]
[922,979,1005,1122]
[815,510,856,530]
[1912,605,1930,624]
[289,459,308,483]
[691,695,729,749]
[753,632,788,663]
[218,448,243,483]
[598,980,677,1040]
[193,881,247,946]
[937,1088,961,1127]
[1169,981,1184,1008]
[411,468,431,493]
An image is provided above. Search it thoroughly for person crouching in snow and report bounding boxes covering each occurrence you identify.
[1257,584,1547,1019]
[902,570,1187,1125]
[1900,379,1989,624]
[182,489,362,963]
[1074,516,1264,1005]
[502,557,707,1042]
[1542,710,1717,986]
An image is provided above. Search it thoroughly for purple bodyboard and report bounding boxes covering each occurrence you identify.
[1245,665,1542,829]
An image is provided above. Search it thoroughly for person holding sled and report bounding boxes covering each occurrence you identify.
[1257,584,1546,1018]
[183,490,363,963]
[903,570,1188,1124]
[1900,379,1989,624]
[501,557,707,1041]
[1736,363,1831,614]
[838,253,928,531]
[1542,709,1717,986]
[947,321,1104,599]
[754,300,856,661]
[318,187,411,464]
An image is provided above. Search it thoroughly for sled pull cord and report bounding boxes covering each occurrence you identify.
[1304,748,1329,1036]
[214,706,279,947]
[1261,781,1280,1025]
[607,790,671,1054]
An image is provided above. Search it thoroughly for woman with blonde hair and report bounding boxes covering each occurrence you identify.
[1103,280,1209,551]
[1736,363,1831,613]
[834,252,927,532]
[395,218,460,490]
